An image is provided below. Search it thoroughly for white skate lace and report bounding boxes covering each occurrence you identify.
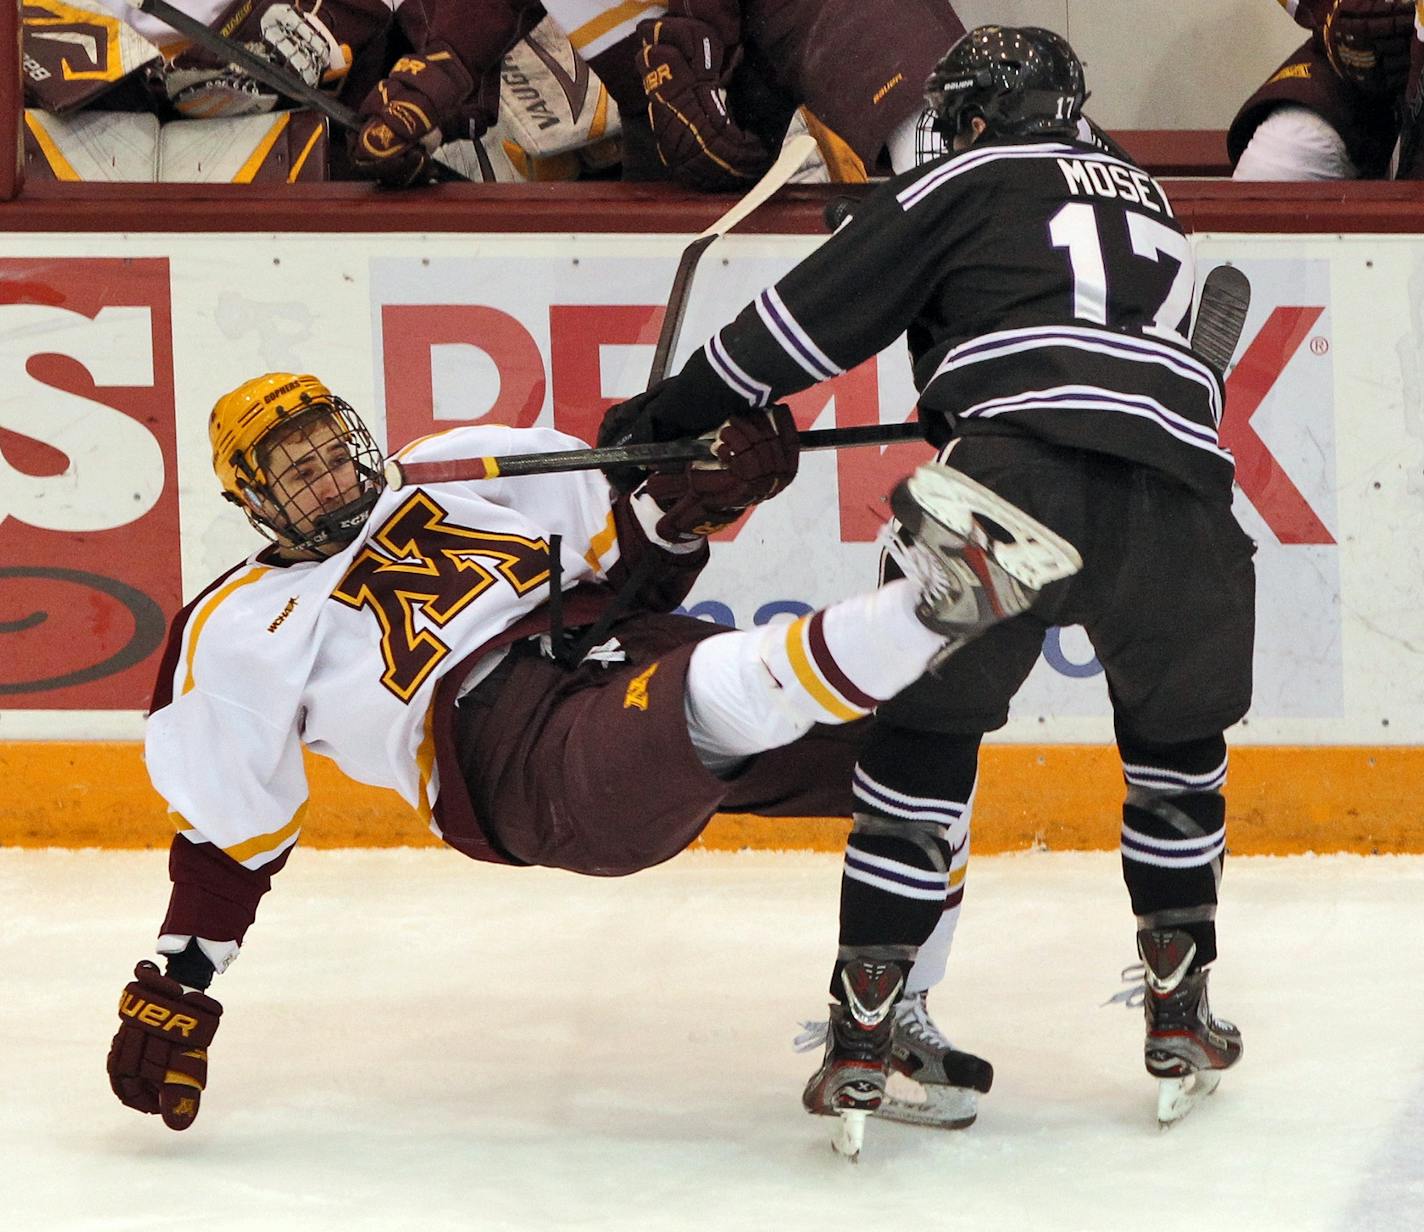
[893,990,955,1050]
[794,991,956,1053]
[882,521,967,607]
[792,1020,828,1053]
[1100,961,1146,1009]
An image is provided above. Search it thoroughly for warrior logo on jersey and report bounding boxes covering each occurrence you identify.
[332,491,550,701]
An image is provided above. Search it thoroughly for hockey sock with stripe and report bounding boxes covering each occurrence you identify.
[1117,732,1228,970]
[852,730,981,993]
[683,579,947,764]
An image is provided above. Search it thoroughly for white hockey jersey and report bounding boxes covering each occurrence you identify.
[146,425,624,876]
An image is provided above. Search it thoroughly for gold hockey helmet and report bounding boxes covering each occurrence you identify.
[208,372,384,555]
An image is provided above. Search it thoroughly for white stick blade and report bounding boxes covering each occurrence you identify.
[696,134,818,240]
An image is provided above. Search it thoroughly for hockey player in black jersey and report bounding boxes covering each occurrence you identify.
[600,25,1253,1145]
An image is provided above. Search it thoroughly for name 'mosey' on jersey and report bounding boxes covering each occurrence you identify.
[666,137,1231,501]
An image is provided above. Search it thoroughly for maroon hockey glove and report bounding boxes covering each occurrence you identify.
[351,49,473,186]
[642,406,799,538]
[1318,0,1415,95]
[107,961,222,1131]
[638,15,773,191]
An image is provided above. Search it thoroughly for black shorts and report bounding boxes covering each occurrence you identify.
[877,434,1257,745]
[450,611,865,875]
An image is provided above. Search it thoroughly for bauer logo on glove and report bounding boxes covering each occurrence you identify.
[107,961,222,1131]
[637,15,773,191]
[350,48,474,187]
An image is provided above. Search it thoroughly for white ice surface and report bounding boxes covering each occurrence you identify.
[3,849,1422,1232]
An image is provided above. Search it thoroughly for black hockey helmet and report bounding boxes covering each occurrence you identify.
[926,26,1087,143]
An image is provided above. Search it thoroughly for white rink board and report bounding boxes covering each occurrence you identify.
[0,229,1419,745]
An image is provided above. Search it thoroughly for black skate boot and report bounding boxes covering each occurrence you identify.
[802,957,904,1160]
[888,463,1081,654]
[880,990,994,1130]
[1138,928,1242,1126]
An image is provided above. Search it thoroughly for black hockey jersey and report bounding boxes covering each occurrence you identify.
[664,136,1232,500]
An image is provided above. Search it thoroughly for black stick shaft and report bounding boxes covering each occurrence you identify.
[133,0,473,183]
[385,422,923,488]
[647,234,716,388]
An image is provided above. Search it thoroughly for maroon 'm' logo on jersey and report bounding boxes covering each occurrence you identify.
[332,491,550,701]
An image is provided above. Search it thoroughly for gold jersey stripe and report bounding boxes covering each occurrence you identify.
[783,617,864,724]
[234,113,291,184]
[182,567,268,695]
[583,510,618,571]
[224,801,307,865]
[567,0,663,51]
[415,703,437,823]
[391,431,452,462]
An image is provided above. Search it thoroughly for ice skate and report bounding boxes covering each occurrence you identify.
[801,958,903,1161]
[889,463,1082,643]
[880,990,993,1130]
[1137,929,1242,1127]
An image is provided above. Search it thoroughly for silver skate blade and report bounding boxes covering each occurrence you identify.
[832,1109,867,1161]
[904,464,1083,591]
[877,1072,978,1130]
[1156,1071,1223,1128]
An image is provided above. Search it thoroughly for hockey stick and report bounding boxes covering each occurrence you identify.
[383,421,921,488]
[385,133,827,490]
[1189,265,1252,375]
[128,0,471,181]
[545,133,818,666]
[647,132,818,385]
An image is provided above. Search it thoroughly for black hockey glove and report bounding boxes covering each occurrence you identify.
[597,389,660,493]
[596,387,719,492]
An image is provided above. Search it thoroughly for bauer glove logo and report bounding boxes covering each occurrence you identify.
[118,992,202,1037]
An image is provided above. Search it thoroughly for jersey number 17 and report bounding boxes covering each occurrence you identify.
[1048,202,1193,344]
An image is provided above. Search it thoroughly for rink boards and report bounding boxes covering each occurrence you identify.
[2,228,1421,853]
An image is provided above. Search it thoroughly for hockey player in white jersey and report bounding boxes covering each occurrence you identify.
[106,371,1080,1156]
